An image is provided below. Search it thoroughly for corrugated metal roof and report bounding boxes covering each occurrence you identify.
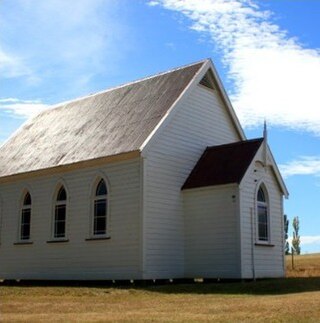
[0,61,205,178]
[182,138,263,190]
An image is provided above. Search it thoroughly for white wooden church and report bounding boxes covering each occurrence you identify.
[0,59,288,281]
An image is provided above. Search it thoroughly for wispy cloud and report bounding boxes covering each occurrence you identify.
[0,98,50,119]
[301,236,320,246]
[149,0,320,135]
[0,0,131,119]
[0,47,32,79]
[0,0,129,92]
[280,156,320,178]
[288,235,320,253]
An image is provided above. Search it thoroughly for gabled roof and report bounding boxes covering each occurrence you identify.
[182,138,264,190]
[0,60,206,179]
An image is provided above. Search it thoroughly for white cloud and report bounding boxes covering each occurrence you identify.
[280,156,320,178]
[0,0,129,90]
[148,1,160,6]
[0,47,32,79]
[0,98,50,118]
[301,236,320,246]
[288,235,320,253]
[149,0,320,135]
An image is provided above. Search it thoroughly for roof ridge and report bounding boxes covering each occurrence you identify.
[46,59,209,112]
[206,138,263,150]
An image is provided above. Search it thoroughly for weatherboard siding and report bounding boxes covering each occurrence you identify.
[0,158,141,280]
[239,147,285,278]
[183,185,241,278]
[142,84,240,279]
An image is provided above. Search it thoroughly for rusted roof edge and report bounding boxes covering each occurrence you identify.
[0,150,140,184]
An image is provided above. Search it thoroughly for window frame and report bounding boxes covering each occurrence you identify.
[256,184,270,244]
[89,176,110,239]
[19,191,32,242]
[51,185,68,241]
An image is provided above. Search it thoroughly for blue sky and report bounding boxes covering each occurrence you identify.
[1,0,319,253]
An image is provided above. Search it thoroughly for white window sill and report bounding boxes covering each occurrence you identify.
[85,235,111,241]
[14,241,33,245]
[46,239,69,244]
[255,242,275,247]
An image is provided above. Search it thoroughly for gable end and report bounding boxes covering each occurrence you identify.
[199,68,215,91]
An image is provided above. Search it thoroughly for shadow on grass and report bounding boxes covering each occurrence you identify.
[1,277,320,296]
[142,277,320,295]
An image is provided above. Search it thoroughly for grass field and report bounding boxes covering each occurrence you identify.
[286,252,320,277]
[0,254,319,322]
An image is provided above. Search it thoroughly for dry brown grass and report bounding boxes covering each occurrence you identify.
[1,254,320,322]
[286,253,320,277]
[1,285,320,322]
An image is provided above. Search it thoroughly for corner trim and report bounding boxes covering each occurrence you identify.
[0,151,140,184]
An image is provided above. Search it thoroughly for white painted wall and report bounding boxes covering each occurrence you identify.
[142,84,241,279]
[183,185,241,278]
[239,146,285,279]
[0,157,142,280]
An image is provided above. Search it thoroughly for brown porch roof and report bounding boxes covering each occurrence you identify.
[182,138,263,190]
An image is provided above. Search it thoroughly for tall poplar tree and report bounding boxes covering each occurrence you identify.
[284,214,290,255]
[292,216,301,255]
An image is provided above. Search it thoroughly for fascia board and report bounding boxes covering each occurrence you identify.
[239,143,289,198]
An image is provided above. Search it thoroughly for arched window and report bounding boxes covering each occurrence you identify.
[93,179,108,235]
[21,192,32,240]
[54,186,67,238]
[257,185,269,242]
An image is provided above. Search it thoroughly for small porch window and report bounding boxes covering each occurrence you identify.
[257,186,269,242]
